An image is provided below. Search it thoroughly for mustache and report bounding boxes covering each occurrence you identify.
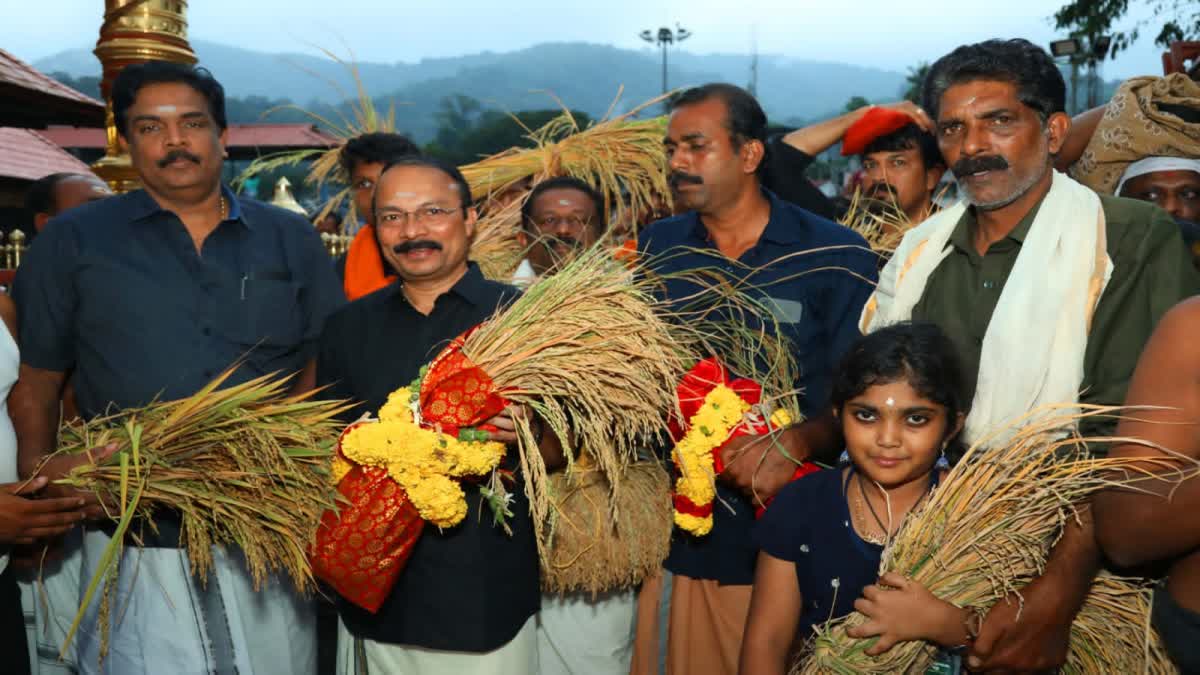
[865,182,898,200]
[542,235,581,250]
[669,172,703,188]
[953,155,1009,176]
[392,240,443,254]
[157,150,201,168]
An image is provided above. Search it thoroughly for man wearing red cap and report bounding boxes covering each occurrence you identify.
[782,101,944,223]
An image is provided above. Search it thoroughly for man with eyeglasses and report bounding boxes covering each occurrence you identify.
[317,156,563,674]
[514,176,607,284]
[506,175,643,674]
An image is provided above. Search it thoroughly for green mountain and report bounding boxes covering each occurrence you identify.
[35,40,911,142]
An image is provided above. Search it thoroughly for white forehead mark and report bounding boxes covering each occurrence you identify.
[963,96,978,107]
[390,191,418,199]
[885,397,896,408]
[557,199,573,206]
[153,105,178,114]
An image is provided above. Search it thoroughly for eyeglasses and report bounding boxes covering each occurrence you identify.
[377,205,462,226]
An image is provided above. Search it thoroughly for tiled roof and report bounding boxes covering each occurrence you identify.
[0,127,94,181]
[0,48,104,127]
[40,123,341,150]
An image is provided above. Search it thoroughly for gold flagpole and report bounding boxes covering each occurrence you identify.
[91,0,198,192]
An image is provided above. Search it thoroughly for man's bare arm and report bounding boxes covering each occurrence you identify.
[289,359,318,397]
[781,101,933,157]
[1054,105,1105,173]
[1095,297,1200,567]
[10,364,65,480]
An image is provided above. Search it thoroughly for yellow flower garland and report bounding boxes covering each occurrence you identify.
[671,389,796,536]
[671,384,750,535]
[338,386,507,528]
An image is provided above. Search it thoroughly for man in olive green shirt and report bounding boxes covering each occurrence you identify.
[912,193,1197,438]
[864,39,1198,673]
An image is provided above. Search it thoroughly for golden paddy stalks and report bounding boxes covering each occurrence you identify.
[45,368,350,657]
[796,405,1186,674]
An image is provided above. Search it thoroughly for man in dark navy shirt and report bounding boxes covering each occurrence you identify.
[10,62,343,675]
[635,83,877,675]
[318,156,563,673]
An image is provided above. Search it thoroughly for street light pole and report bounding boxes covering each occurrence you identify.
[640,24,692,98]
[1049,35,1111,115]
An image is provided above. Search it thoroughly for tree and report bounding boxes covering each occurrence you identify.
[1053,0,1200,58]
[431,94,485,151]
[49,72,101,99]
[903,63,931,104]
[844,96,871,113]
[425,107,594,166]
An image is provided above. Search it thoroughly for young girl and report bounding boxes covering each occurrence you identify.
[740,321,976,674]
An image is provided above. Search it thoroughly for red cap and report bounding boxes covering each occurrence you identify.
[841,107,915,157]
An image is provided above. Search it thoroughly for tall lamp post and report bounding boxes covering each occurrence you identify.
[1050,35,1111,114]
[92,0,199,192]
[640,24,692,98]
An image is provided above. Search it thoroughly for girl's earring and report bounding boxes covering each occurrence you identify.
[935,442,950,470]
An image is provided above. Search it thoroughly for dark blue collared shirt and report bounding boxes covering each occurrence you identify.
[16,185,343,423]
[639,188,877,584]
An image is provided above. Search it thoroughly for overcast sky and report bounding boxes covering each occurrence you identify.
[2,0,1168,79]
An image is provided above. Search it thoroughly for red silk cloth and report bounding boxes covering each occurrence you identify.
[418,328,508,436]
[312,328,508,612]
[670,357,820,518]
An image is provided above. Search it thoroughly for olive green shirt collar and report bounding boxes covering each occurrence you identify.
[948,192,1047,256]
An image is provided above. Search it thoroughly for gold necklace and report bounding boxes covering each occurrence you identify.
[852,473,936,546]
[851,481,889,546]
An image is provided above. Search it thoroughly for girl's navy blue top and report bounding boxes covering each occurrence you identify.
[753,466,940,645]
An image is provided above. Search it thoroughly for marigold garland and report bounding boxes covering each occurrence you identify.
[671,384,751,535]
[338,385,507,528]
[671,386,797,536]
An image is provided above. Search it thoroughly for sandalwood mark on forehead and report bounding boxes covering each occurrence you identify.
[153,105,178,114]
[389,191,418,199]
[885,397,896,408]
[557,199,573,206]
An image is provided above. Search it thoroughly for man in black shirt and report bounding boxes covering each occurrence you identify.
[318,156,560,673]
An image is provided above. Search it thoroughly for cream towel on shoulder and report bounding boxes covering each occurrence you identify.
[860,171,1113,445]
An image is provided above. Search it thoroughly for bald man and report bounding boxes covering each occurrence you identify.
[24,173,111,232]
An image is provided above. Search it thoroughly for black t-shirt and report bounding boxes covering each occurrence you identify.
[315,264,539,652]
[761,134,837,221]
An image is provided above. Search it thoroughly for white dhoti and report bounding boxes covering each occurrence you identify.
[536,591,636,675]
[19,529,83,675]
[74,528,314,675]
[336,614,537,675]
